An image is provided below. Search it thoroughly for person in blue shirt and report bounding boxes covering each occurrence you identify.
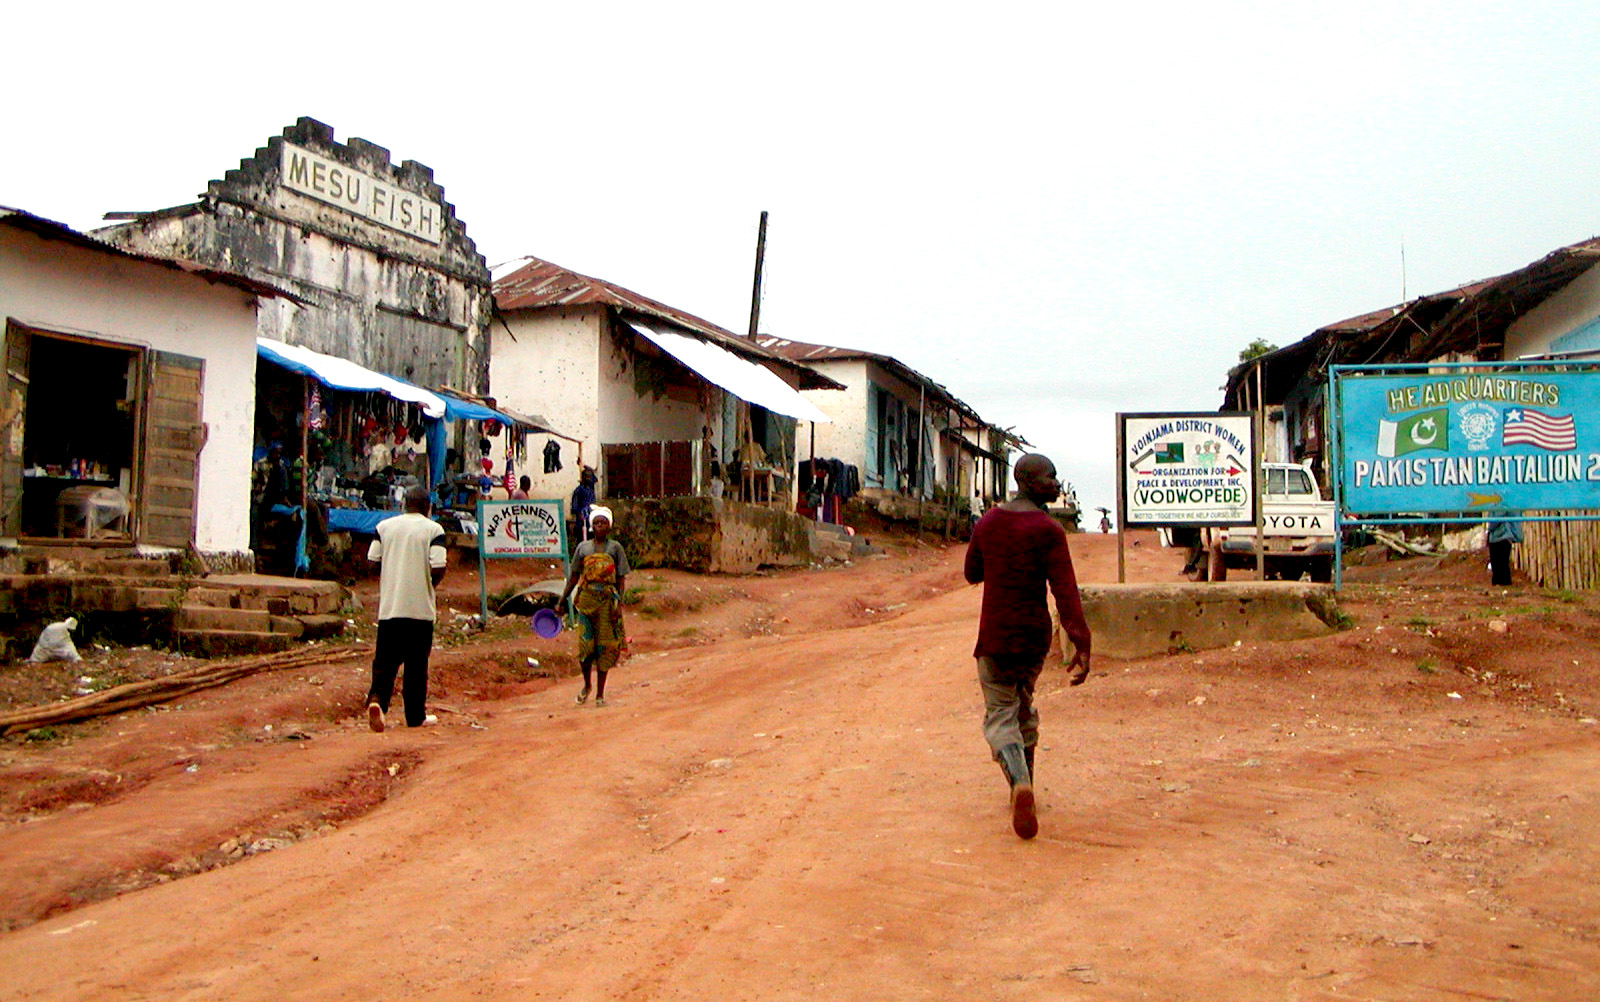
[1487,519,1523,587]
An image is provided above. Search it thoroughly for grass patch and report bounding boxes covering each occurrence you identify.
[1405,616,1434,631]
[487,584,525,609]
[621,586,654,606]
[1416,657,1438,674]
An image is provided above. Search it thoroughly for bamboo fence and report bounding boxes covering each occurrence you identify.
[1517,512,1600,591]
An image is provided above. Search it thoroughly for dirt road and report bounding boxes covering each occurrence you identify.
[3,532,1600,1000]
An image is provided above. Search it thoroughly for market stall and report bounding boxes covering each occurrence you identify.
[253,338,560,576]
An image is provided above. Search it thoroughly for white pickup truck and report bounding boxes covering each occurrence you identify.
[1184,463,1336,582]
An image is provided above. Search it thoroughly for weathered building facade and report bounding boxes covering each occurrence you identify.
[98,118,491,397]
[1222,235,1600,589]
[0,207,282,559]
[491,256,838,508]
[755,335,1018,511]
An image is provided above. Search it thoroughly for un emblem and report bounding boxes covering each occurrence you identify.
[1460,402,1496,451]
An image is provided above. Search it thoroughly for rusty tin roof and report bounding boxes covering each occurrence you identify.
[1,206,302,303]
[492,256,842,391]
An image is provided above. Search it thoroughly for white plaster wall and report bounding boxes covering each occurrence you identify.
[492,311,810,503]
[0,227,260,554]
[797,359,869,467]
[490,306,600,502]
[1504,261,1600,358]
[597,324,703,445]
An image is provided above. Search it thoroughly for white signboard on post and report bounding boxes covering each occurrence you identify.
[1120,412,1255,526]
[478,499,567,557]
[475,499,569,624]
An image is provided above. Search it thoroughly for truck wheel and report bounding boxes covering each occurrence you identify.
[1207,544,1227,582]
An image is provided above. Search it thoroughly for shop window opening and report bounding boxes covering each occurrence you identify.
[13,329,138,540]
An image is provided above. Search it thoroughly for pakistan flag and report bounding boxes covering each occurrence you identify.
[1376,408,1449,458]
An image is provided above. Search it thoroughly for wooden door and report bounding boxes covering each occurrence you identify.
[865,384,882,487]
[139,350,206,548]
[0,323,28,537]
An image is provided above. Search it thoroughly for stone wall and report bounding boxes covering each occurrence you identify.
[1076,582,1344,660]
[605,498,813,573]
[97,117,490,396]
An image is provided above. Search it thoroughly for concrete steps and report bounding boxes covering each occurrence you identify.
[177,605,271,632]
[175,629,294,658]
[0,564,347,660]
[175,576,348,656]
[808,521,883,560]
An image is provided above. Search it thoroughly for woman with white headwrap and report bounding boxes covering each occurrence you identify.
[559,505,631,706]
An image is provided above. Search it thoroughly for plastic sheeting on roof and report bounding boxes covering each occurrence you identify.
[436,391,572,438]
[627,322,831,424]
[257,338,446,418]
[436,391,508,423]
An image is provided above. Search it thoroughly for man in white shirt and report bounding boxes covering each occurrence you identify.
[365,486,448,731]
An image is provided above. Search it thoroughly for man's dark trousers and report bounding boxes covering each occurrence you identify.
[368,618,433,727]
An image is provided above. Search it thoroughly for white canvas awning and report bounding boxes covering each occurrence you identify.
[627,322,831,424]
[257,337,447,418]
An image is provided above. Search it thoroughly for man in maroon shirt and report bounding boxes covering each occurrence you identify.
[964,453,1091,839]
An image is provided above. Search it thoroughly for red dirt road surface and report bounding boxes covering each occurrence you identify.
[3,531,1600,1000]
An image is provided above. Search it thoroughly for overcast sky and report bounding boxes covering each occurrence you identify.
[11,2,1600,515]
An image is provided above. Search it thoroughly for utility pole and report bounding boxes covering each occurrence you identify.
[743,211,768,504]
[747,210,768,339]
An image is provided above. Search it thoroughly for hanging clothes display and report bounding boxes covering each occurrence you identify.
[543,438,563,474]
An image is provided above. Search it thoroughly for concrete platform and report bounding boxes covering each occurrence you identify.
[1079,582,1343,660]
[0,569,347,659]
[175,629,294,658]
[200,575,345,615]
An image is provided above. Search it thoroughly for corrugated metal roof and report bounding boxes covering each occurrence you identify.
[1225,235,1600,408]
[1,205,302,303]
[756,333,988,427]
[492,256,842,391]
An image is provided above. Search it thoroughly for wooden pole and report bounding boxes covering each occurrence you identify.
[915,382,926,541]
[742,211,768,506]
[809,420,817,520]
[301,377,311,514]
[1248,358,1260,576]
[934,401,947,537]
[1115,415,1126,584]
[747,210,768,340]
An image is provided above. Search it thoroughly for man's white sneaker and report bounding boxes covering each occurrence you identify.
[367,702,385,733]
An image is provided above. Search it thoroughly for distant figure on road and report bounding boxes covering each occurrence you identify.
[365,486,448,732]
[964,453,1092,839]
[1487,519,1522,587]
[561,505,630,707]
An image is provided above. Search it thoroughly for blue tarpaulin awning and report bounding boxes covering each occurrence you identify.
[437,392,505,423]
[257,338,447,418]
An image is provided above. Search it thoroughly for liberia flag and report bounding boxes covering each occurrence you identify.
[1502,407,1576,451]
